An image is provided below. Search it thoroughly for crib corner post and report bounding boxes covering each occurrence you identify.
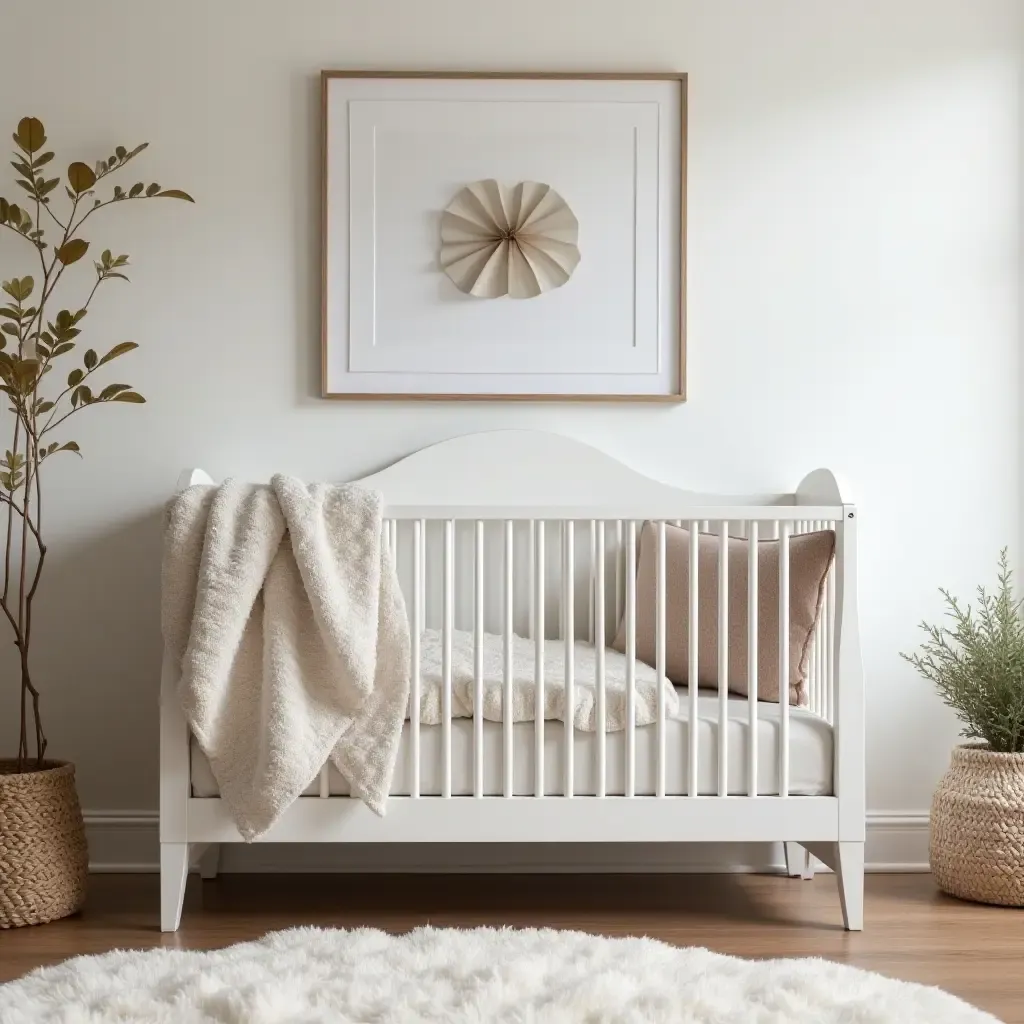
[160,649,191,931]
[834,505,865,845]
[833,506,865,931]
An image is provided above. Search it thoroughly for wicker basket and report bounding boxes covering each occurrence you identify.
[0,760,88,927]
[930,744,1024,907]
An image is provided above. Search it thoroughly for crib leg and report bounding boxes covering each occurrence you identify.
[160,842,190,932]
[835,841,865,931]
[784,841,814,880]
[784,842,810,879]
[198,843,221,880]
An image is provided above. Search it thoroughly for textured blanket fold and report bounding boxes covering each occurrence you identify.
[162,477,410,840]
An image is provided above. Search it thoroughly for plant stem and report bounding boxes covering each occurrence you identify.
[18,418,32,751]
[25,389,47,767]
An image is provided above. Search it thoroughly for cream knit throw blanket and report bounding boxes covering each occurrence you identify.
[162,477,410,841]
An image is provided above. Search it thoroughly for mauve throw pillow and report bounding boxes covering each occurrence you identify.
[611,523,835,705]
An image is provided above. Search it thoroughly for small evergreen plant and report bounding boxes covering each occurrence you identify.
[902,550,1024,753]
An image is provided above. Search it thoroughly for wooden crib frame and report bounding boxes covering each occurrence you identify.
[160,430,864,931]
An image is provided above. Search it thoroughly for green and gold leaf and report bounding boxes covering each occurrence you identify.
[15,117,46,154]
[156,189,195,202]
[67,161,96,194]
[56,239,89,265]
[98,341,138,366]
[111,391,145,403]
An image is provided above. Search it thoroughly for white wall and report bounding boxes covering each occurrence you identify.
[0,1,1020,863]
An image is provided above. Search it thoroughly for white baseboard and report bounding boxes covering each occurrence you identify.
[85,810,929,874]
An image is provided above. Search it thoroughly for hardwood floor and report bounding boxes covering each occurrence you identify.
[0,872,1019,1020]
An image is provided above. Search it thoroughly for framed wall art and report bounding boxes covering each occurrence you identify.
[321,71,687,401]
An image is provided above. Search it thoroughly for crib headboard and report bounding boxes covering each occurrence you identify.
[355,430,818,513]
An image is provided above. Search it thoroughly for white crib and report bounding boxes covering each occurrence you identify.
[159,430,864,931]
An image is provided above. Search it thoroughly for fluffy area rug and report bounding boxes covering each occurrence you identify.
[0,925,998,1023]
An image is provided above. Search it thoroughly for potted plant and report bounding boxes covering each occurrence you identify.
[902,550,1024,906]
[0,117,191,928]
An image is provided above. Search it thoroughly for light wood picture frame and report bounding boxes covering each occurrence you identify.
[321,71,688,401]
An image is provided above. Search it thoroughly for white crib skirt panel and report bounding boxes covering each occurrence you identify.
[190,692,833,798]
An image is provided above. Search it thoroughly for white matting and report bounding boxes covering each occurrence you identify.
[0,926,995,1023]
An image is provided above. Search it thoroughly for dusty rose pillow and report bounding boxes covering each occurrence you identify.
[612,523,834,705]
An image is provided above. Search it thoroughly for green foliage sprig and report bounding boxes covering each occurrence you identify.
[901,550,1024,753]
[1,116,193,772]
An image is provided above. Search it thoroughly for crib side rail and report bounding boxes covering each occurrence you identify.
[383,504,847,803]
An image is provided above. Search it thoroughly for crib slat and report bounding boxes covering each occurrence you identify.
[808,520,816,715]
[474,520,485,799]
[559,522,566,642]
[807,521,816,716]
[535,521,546,798]
[596,521,607,798]
[528,519,536,640]
[814,520,824,716]
[655,520,667,798]
[442,519,453,799]
[319,764,329,799]
[688,521,699,798]
[615,520,624,631]
[823,520,831,729]
[411,519,423,798]
[747,519,759,797]
[779,519,791,798]
[718,521,729,797]
[504,520,514,797]
[418,518,426,631]
[819,520,827,716]
[588,520,597,644]
[564,521,575,798]
[625,519,637,799]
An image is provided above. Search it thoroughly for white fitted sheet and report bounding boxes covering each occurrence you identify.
[191,689,833,798]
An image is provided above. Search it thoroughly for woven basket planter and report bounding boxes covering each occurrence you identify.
[0,760,88,927]
[930,744,1024,907]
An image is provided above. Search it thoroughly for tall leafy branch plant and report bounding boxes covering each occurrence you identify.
[1,116,192,773]
[902,550,1024,754]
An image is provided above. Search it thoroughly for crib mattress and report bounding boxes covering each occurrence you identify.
[190,690,833,798]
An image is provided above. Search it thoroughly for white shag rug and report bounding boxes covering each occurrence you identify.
[0,925,998,1024]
